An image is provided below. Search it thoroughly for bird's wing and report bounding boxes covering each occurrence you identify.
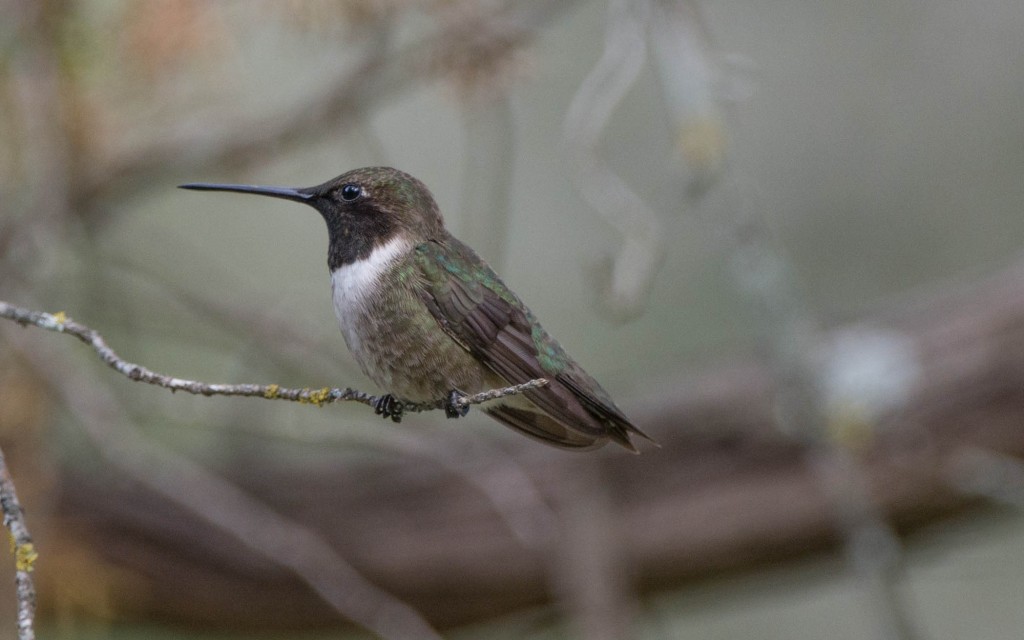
[413,238,648,451]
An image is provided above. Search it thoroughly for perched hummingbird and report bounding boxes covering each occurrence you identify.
[181,167,652,451]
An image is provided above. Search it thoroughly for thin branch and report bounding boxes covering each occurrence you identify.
[0,445,37,640]
[93,268,557,546]
[0,300,547,415]
[4,327,442,640]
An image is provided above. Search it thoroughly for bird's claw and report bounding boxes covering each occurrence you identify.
[444,390,470,419]
[374,394,404,423]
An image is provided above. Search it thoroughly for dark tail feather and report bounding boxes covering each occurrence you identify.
[484,404,653,452]
[611,420,658,452]
[484,405,608,450]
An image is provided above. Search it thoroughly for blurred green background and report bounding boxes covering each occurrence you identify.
[1,0,1023,638]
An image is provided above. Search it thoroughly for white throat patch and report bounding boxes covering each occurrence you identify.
[330,235,411,356]
[330,235,410,313]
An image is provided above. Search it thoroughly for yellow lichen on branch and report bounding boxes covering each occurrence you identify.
[302,387,332,407]
[14,543,37,573]
[0,300,544,417]
[4,531,34,571]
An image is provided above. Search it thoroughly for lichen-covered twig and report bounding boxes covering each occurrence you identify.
[0,300,546,415]
[5,333,444,640]
[0,445,37,640]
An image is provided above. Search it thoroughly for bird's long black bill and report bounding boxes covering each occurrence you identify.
[178,183,313,203]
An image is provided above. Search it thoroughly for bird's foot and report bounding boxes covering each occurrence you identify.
[444,390,470,419]
[373,394,404,423]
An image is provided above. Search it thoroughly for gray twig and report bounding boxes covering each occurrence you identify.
[0,445,37,640]
[0,300,546,415]
[4,329,442,640]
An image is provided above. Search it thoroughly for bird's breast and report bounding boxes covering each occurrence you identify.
[330,235,410,358]
[329,237,495,401]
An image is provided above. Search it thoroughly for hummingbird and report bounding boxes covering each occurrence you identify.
[180,167,652,451]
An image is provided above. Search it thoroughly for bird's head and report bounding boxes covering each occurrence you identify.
[181,166,445,269]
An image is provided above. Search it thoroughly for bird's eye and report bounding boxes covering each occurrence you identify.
[340,184,362,201]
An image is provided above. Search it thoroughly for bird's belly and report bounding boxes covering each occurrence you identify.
[343,309,499,402]
[332,269,500,402]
